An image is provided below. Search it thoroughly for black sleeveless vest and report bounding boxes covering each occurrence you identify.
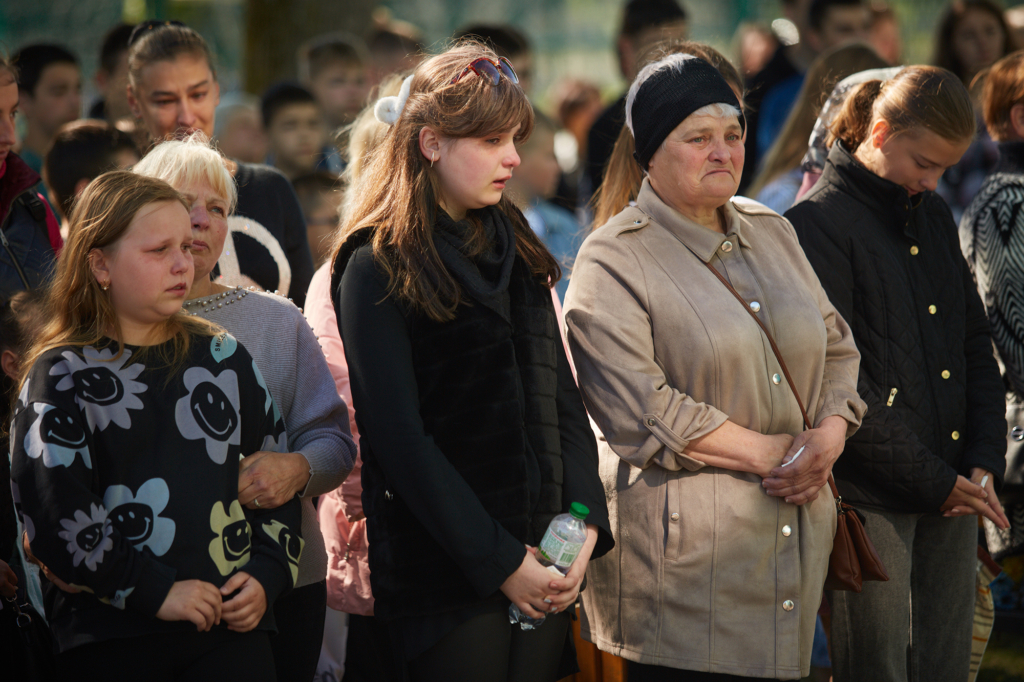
[331,232,565,620]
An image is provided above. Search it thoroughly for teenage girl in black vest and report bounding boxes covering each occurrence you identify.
[330,42,612,682]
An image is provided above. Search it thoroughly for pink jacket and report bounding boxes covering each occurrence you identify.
[305,263,373,616]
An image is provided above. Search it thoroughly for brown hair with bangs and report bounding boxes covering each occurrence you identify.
[331,40,557,323]
[591,40,745,230]
[980,51,1024,141]
[19,171,219,392]
[829,65,976,152]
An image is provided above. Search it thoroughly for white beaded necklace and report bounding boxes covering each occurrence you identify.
[182,284,254,315]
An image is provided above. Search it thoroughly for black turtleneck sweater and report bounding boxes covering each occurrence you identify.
[785,142,1007,513]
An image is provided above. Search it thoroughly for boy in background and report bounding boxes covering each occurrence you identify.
[261,82,335,179]
[43,120,140,238]
[298,33,370,133]
[88,23,135,124]
[505,110,583,301]
[292,171,341,270]
[214,93,268,165]
[12,44,81,175]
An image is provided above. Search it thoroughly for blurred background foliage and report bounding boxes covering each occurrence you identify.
[0,0,972,109]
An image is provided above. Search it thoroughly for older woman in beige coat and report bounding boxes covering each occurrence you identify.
[564,54,867,682]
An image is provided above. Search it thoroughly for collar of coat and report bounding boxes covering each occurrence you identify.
[821,141,925,236]
[634,177,756,263]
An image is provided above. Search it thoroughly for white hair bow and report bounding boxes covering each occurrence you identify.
[374,74,414,126]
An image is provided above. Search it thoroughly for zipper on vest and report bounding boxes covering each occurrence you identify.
[887,388,898,407]
[0,225,32,290]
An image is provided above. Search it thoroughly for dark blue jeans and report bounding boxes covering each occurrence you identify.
[828,509,976,682]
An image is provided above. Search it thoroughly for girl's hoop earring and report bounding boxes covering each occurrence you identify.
[431,152,436,168]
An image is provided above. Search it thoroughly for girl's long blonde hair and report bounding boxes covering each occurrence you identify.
[329,41,559,323]
[20,171,218,389]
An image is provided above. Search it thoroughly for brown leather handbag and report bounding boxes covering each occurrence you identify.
[704,260,889,592]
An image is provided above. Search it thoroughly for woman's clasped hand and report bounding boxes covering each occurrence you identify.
[762,415,849,505]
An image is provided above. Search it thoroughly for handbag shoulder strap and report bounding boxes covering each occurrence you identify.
[702,259,842,499]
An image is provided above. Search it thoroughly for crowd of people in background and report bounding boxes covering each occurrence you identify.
[2,0,1024,681]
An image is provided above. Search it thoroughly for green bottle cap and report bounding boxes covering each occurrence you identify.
[570,502,589,520]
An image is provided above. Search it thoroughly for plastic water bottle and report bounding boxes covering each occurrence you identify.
[509,502,589,630]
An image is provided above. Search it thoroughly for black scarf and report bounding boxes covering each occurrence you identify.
[433,206,517,323]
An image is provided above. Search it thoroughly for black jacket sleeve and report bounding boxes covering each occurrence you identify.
[11,399,176,619]
[952,221,1008,487]
[337,247,526,598]
[552,327,614,561]
[787,200,959,509]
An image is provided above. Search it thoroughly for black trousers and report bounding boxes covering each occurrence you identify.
[344,613,401,682]
[407,609,570,682]
[56,629,275,682]
[629,661,783,682]
[270,579,327,682]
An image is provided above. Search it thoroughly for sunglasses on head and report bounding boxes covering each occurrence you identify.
[450,56,519,86]
[128,20,187,47]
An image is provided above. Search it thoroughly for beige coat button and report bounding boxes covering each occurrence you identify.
[772,373,782,385]
[647,418,656,426]
[783,600,795,611]
[721,240,734,253]
[782,525,792,537]
[670,512,680,521]
[910,245,919,255]
[928,305,937,314]
[749,301,761,312]
[941,370,950,379]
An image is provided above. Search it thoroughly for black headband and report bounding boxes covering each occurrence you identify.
[630,57,744,170]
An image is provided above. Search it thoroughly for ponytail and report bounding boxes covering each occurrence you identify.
[827,79,883,150]
[591,125,643,230]
[827,66,975,152]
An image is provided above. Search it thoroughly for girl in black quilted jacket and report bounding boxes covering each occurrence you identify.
[785,65,1010,682]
